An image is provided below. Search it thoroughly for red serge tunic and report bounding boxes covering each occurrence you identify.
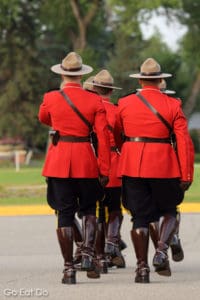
[102,98,121,187]
[115,86,193,182]
[38,83,110,178]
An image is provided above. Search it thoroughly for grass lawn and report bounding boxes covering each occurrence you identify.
[0,167,45,186]
[0,164,47,206]
[184,164,200,203]
[0,163,199,206]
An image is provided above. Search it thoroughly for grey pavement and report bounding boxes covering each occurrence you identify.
[0,213,200,300]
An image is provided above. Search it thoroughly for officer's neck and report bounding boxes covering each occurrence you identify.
[61,75,82,85]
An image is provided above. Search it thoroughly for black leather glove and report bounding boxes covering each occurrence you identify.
[180,181,192,191]
[99,175,109,188]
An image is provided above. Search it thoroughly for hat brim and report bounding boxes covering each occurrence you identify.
[162,89,176,95]
[51,64,93,75]
[129,73,172,79]
[137,88,176,95]
[87,81,122,90]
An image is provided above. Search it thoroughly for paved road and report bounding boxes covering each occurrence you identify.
[0,213,200,300]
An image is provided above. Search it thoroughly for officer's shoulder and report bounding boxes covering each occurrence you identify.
[161,90,180,101]
[44,88,60,97]
[84,89,99,97]
[167,95,182,103]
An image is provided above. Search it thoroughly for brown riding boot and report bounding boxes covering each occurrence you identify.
[153,215,176,276]
[170,212,184,262]
[73,217,83,269]
[104,211,125,268]
[149,221,159,249]
[56,227,76,284]
[95,221,108,273]
[81,215,100,279]
[130,228,150,283]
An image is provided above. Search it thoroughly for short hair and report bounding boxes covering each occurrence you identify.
[94,86,113,96]
[63,75,81,80]
[139,78,161,85]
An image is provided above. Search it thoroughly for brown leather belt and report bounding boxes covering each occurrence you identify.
[125,136,171,143]
[59,135,90,142]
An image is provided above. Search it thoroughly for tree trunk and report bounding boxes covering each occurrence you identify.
[69,0,99,51]
[183,71,200,118]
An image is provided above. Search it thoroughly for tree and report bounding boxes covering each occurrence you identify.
[0,0,47,148]
[40,0,100,51]
[40,0,111,66]
[175,0,200,117]
[106,0,200,117]
[0,0,113,150]
[106,0,181,101]
[1,0,199,150]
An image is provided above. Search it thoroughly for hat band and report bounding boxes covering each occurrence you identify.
[61,64,82,72]
[140,71,162,76]
[93,80,113,87]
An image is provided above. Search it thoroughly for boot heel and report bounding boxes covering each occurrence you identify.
[62,276,76,284]
[87,265,101,279]
[135,274,149,283]
[100,260,108,274]
[62,269,76,284]
[81,255,93,271]
[170,236,184,262]
[153,250,171,276]
[135,264,150,283]
[112,255,126,268]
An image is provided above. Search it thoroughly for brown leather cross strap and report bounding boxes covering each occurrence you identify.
[60,90,93,132]
[59,135,90,142]
[125,136,171,143]
[136,92,173,133]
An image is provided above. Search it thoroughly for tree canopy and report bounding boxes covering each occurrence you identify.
[0,0,199,150]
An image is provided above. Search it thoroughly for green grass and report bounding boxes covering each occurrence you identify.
[0,197,47,206]
[0,162,199,206]
[0,167,45,186]
[184,163,200,203]
[0,163,46,206]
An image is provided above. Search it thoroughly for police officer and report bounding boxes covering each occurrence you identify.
[38,52,110,284]
[148,79,195,262]
[115,58,194,283]
[90,70,126,271]
[83,71,126,272]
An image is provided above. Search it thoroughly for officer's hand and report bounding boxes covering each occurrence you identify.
[180,181,191,191]
[99,175,109,188]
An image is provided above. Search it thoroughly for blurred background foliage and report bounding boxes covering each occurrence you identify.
[0,0,200,152]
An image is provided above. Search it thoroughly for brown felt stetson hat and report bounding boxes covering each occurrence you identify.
[88,69,122,90]
[51,52,93,75]
[129,58,172,79]
[83,76,95,91]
